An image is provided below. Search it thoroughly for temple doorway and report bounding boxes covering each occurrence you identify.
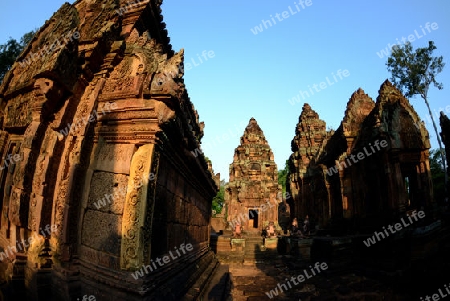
[248,209,259,229]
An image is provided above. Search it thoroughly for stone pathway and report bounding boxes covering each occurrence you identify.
[211,232,450,301]
[226,257,410,301]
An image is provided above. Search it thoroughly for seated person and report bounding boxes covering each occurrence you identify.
[266,221,276,237]
[233,223,242,238]
[291,218,299,235]
[292,218,305,237]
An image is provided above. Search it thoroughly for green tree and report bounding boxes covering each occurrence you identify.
[386,41,446,191]
[20,31,35,49]
[278,160,289,194]
[0,30,36,83]
[212,179,226,215]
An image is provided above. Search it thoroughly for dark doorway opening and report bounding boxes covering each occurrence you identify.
[249,209,258,228]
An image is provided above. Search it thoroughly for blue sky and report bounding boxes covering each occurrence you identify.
[1,0,450,181]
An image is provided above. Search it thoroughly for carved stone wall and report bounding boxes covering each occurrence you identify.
[315,89,376,223]
[287,81,433,231]
[0,0,218,300]
[287,103,329,224]
[224,118,280,232]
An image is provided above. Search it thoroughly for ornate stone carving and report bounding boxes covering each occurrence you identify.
[121,144,154,270]
[225,118,280,231]
[99,55,146,100]
[342,88,375,139]
[0,1,218,299]
[4,94,33,129]
[287,80,433,229]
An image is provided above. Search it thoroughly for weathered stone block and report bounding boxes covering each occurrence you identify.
[231,239,245,251]
[87,171,128,215]
[95,143,136,174]
[81,209,122,256]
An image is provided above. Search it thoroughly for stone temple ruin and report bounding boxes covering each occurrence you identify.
[287,81,434,231]
[224,118,280,233]
[0,0,449,300]
[0,0,219,300]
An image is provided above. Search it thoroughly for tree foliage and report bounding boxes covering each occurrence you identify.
[386,41,447,191]
[278,160,289,194]
[212,179,226,215]
[387,41,444,99]
[0,30,36,83]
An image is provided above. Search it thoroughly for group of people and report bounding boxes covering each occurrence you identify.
[232,221,277,238]
[261,221,276,238]
[291,215,310,237]
[232,216,311,238]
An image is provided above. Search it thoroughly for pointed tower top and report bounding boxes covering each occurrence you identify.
[245,117,263,134]
[342,87,375,137]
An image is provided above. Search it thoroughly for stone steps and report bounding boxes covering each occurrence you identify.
[243,237,279,264]
[198,263,231,301]
[183,251,220,301]
[212,235,282,264]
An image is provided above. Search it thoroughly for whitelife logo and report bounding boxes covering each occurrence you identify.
[0,153,22,170]
[363,210,425,247]
[57,103,117,138]
[265,262,328,298]
[19,30,80,68]
[190,121,247,158]
[288,69,350,105]
[376,22,438,59]
[92,172,156,210]
[420,282,450,301]
[76,295,96,301]
[115,0,147,16]
[131,243,193,279]
[250,0,313,35]
[182,50,215,72]
[326,139,388,176]
[0,224,58,262]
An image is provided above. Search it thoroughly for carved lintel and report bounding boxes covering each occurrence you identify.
[94,99,174,144]
[4,94,32,129]
[98,74,145,101]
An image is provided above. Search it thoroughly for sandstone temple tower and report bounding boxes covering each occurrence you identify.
[287,103,329,223]
[287,81,433,230]
[0,0,218,300]
[224,118,280,232]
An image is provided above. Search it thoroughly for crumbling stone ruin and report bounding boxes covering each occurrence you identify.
[1,0,448,299]
[0,0,218,300]
[286,103,329,226]
[287,80,434,231]
[224,118,280,233]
